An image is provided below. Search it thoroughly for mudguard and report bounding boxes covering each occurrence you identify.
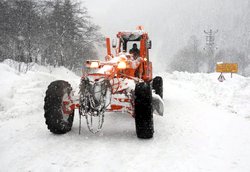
[152,92,164,116]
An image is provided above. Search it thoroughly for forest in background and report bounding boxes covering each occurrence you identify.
[0,0,103,70]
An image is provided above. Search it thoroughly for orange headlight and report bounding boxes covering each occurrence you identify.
[90,61,99,68]
[117,61,126,69]
[85,60,100,68]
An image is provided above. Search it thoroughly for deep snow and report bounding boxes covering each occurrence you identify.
[0,61,250,172]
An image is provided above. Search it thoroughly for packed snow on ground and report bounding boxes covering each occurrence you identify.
[0,60,250,172]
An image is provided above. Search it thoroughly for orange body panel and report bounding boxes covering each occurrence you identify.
[106,38,111,56]
[140,38,146,58]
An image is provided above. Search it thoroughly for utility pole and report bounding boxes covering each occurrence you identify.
[204,29,218,72]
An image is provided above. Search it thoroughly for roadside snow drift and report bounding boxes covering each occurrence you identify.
[0,61,250,172]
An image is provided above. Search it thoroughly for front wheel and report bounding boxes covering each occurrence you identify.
[134,82,154,139]
[44,80,74,134]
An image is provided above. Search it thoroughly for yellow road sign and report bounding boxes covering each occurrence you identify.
[216,63,238,73]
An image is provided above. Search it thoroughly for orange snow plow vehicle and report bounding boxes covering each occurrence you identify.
[44,26,164,139]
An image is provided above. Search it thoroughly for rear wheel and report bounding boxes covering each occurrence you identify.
[44,80,74,134]
[152,76,163,98]
[135,82,154,139]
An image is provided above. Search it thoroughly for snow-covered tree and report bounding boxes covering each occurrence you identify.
[0,0,103,70]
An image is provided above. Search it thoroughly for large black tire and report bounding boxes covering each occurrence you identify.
[135,82,154,139]
[44,80,74,134]
[152,76,163,98]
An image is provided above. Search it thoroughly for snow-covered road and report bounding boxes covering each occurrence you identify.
[0,62,250,172]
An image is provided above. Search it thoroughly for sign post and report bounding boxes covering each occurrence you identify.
[216,63,238,82]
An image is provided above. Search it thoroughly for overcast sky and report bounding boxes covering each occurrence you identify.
[82,0,249,71]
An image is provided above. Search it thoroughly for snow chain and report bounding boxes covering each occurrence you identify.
[79,78,111,134]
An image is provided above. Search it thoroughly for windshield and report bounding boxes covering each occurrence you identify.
[120,41,141,53]
[127,41,140,52]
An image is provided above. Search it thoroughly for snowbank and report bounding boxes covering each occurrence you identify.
[163,71,250,118]
[0,60,80,122]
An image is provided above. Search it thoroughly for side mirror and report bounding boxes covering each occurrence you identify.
[112,39,117,48]
[147,40,152,49]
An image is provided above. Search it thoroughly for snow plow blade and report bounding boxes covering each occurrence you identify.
[152,93,164,116]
